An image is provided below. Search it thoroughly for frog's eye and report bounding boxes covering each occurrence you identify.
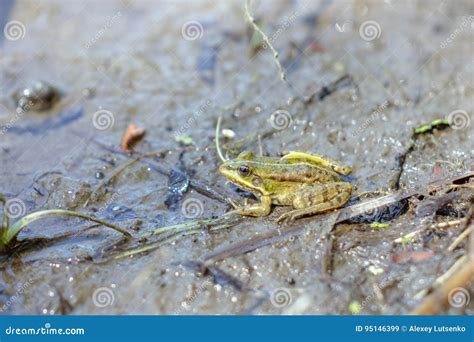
[238,165,251,177]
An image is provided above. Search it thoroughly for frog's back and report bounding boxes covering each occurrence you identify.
[251,161,341,184]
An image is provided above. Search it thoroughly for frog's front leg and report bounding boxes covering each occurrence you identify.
[276,182,352,222]
[235,195,272,217]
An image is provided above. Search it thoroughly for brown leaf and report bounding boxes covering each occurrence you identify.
[120,123,146,152]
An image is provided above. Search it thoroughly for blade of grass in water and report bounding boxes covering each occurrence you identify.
[141,217,224,238]
[4,209,131,245]
[116,221,236,259]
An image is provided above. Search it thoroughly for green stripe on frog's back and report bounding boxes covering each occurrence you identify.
[248,161,341,183]
[281,152,352,175]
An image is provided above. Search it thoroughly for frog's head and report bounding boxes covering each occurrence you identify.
[219,151,267,195]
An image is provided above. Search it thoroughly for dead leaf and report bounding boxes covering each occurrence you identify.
[120,123,146,152]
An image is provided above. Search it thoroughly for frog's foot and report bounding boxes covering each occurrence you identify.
[274,211,298,223]
[229,196,272,218]
[227,198,241,210]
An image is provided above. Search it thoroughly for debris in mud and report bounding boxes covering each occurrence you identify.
[164,168,190,210]
[415,191,466,218]
[389,115,465,191]
[175,134,194,146]
[414,118,450,135]
[120,123,146,153]
[13,80,60,112]
[348,301,362,315]
[102,202,137,221]
[304,74,354,104]
[221,128,236,139]
[369,222,389,229]
[347,192,408,224]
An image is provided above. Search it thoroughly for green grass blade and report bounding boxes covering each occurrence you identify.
[4,209,131,245]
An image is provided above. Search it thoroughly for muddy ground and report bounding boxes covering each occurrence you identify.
[0,0,473,315]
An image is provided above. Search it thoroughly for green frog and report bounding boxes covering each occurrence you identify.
[219,151,353,222]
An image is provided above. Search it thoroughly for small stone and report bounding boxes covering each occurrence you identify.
[13,80,59,112]
[222,128,236,139]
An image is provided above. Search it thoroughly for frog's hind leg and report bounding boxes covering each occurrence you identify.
[275,182,352,222]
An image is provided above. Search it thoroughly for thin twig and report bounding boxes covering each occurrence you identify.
[244,0,286,82]
[411,257,474,314]
[215,116,227,162]
[394,218,467,244]
[257,134,263,157]
[447,207,473,252]
[448,225,473,252]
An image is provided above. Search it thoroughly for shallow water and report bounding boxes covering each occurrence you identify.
[0,0,472,315]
